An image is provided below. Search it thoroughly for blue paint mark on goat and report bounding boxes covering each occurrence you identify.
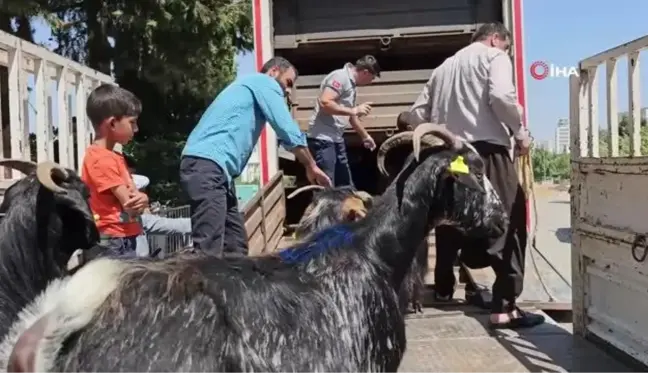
[279,225,355,264]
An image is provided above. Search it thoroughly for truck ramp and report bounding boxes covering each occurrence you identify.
[400,306,631,372]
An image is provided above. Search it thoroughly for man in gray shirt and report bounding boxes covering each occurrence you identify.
[307,55,380,187]
[410,23,541,329]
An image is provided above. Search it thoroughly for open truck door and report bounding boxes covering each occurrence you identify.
[570,34,648,367]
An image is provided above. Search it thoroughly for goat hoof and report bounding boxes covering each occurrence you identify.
[413,302,423,313]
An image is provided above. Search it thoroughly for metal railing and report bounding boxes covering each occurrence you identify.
[0,31,114,188]
[146,204,192,257]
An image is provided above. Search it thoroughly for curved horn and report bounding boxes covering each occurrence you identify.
[412,122,463,161]
[376,131,414,176]
[353,190,373,203]
[36,161,69,194]
[0,159,37,175]
[287,185,326,199]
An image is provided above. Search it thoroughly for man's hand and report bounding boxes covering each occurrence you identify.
[362,135,376,151]
[352,102,373,117]
[124,191,149,214]
[515,134,532,156]
[514,127,532,156]
[306,166,332,188]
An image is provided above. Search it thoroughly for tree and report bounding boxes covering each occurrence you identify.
[531,148,570,182]
[42,0,252,204]
[599,115,648,156]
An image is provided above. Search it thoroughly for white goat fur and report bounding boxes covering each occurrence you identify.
[0,258,126,372]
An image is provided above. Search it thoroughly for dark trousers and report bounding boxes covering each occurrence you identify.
[179,156,249,255]
[435,141,527,313]
[99,235,138,258]
[307,138,355,188]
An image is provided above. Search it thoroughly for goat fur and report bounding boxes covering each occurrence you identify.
[292,186,372,240]
[4,145,507,372]
[0,162,99,344]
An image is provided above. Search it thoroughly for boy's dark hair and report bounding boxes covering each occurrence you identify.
[471,23,511,43]
[355,55,381,78]
[86,84,142,129]
[260,56,298,79]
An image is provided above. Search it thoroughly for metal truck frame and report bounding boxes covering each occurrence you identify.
[570,34,648,366]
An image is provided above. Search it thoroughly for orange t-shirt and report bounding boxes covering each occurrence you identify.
[81,144,143,237]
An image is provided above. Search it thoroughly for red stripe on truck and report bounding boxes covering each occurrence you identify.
[253,0,270,185]
[511,0,531,231]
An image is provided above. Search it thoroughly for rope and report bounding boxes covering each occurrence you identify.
[516,151,571,305]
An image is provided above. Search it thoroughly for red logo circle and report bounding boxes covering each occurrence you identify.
[530,61,550,80]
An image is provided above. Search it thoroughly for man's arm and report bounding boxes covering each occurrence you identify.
[290,147,318,170]
[349,115,370,140]
[409,72,434,126]
[252,80,307,151]
[141,214,191,235]
[318,88,356,116]
[488,54,526,139]
[318,72,357,116]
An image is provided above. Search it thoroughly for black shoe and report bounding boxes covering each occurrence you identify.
[489,307,546,329]
[433,291,454,302]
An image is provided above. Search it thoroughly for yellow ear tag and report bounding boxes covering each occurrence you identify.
[449,156,470,174]
[93,214,100,221]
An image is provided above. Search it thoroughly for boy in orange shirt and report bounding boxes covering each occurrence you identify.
[81,84,148,257]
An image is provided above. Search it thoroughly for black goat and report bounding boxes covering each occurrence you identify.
[376,113,431,313]
[287,185,373,240]
[6,124,507,372]
[287,184,422,314]
[0,160,99,355]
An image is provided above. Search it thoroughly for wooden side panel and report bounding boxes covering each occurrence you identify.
[293,69,432,133]
[574,160,648,366]
[242,171,286,256]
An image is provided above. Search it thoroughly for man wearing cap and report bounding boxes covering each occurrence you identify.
[306,55,381,187]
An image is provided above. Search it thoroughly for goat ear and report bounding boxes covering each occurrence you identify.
[445,155,485,193]
[8,315,49,372]
[346,208,366,222]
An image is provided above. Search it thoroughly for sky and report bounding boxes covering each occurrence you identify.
[27,0,648,143]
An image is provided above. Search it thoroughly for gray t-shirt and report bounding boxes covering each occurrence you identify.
[307,63,356,142]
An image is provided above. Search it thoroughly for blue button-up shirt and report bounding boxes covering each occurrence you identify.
[182,73,306,182]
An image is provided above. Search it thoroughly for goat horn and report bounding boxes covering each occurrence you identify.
[412,122,463,161]
[0,159,37,175]
[353,190,373,202]
[376,131,413,177]
[36,161,69,194]
[287,185,326,199]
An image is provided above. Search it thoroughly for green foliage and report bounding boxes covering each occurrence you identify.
[598,115,648,156]
[533,115,648,183]
[531,148,570,181]
[12,0,253,205]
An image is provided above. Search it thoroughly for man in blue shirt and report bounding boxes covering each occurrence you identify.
[181,57,331,255]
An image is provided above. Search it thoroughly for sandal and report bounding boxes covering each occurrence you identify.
[489,307,545,329]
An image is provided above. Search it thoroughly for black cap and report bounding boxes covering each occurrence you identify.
[355,55,381,78]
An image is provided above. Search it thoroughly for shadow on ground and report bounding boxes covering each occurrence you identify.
[401,304,632,372]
